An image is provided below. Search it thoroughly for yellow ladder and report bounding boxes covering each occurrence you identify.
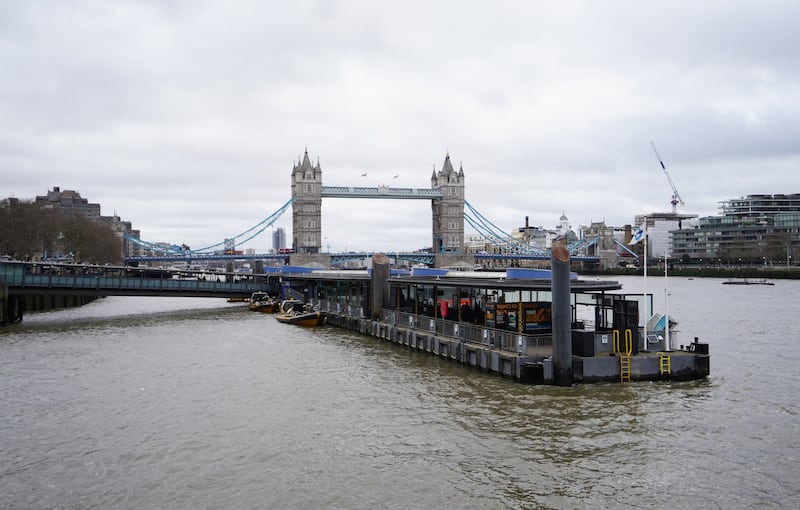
[659,353,671,378]
[614,330,633,382]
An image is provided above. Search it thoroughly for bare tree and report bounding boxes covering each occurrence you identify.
[1,199,122,263]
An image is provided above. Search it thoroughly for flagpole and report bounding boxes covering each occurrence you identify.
[664,247,670,351]
[643,216,648,352]
[628,218,648,352]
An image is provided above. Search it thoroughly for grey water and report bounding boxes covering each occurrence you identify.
[1,276,798,509]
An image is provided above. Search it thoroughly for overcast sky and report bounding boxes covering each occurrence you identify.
[2,0,799,253]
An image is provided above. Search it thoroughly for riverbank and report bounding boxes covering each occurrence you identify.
[589,266,800,279]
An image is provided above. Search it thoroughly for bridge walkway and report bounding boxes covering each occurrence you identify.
[1,261,270,298]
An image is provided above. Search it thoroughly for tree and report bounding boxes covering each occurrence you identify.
[0,198,122,263]
[0,200,59,260]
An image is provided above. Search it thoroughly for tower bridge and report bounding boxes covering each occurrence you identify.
[124,148,603,268]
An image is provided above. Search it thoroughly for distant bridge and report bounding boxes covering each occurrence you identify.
[125,249,602,266]
[119,151,606,265]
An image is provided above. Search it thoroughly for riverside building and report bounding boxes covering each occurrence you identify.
[671,194,800,265]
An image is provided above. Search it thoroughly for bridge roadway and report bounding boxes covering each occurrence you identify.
[124,252,600,265]
[0,261,270,298]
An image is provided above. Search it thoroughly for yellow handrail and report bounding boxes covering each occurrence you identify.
[624,329,633,356]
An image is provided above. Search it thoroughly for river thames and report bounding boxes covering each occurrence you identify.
[1,275,798,509]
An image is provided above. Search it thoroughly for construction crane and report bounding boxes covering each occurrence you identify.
[650,141,685,213]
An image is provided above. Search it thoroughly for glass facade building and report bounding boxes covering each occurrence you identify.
[671,194,800,265]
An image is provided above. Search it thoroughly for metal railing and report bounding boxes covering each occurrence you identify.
[380,309,552,355]
[312,298,366,318]
[1,261,265,296]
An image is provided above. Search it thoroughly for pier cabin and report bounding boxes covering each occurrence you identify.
[273,266,710,384]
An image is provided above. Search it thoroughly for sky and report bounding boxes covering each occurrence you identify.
[2,0,799,253]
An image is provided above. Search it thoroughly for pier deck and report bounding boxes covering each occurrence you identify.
[323,311,710,384]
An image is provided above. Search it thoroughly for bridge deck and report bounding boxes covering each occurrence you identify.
[1,262,268,297]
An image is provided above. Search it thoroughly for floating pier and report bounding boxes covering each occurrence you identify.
[277,254,710,385]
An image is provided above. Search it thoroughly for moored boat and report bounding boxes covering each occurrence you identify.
[722,278,774,286]
[248,292,279,313]
[275,299,324,327]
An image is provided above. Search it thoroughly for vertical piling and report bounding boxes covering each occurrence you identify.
[551,243,573,386]
[370,254,390,320]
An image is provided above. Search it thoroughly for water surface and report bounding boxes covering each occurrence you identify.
[1,278,798,508]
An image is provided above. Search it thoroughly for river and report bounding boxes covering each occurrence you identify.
[1,275,798,509]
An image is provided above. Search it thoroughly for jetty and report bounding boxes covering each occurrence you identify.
[273,252,710,385]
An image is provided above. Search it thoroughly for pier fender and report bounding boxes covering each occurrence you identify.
[490,352,500,373]
[543,358,555,384]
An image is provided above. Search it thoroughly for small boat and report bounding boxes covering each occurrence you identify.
[247,292,279,313]
[722,278,775,286]
[275,299,324,327]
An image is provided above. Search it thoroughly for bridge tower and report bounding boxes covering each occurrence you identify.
[291,149,323,255]
[430,153,466,265]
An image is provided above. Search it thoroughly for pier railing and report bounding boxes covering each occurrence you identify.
[380,309,552,356]
[312,298,366,319]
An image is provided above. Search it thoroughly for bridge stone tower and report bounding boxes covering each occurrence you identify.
[290,149,328,266]
[431,153,467,267]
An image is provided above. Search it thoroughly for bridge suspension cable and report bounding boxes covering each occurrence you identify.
[125,198,295,256]
[192,198,295,253]
[464,201,602,259]
[464,201,549,256]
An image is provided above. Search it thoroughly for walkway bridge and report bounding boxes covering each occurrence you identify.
[320,186,442,199]
[1,261,270,299]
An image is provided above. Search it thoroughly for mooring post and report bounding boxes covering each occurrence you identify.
[551,243,573,386]
[371,253,390,320]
